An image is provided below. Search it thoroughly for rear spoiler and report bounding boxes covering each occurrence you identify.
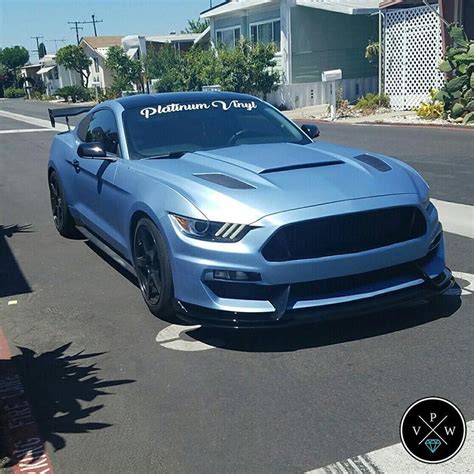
[48,106,92,130]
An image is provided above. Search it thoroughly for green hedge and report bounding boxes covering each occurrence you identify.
[4,87,25,98]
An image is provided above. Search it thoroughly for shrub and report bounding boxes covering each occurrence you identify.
[4,87,25,98]
[98,87,121,102]
[355,92,390,113]
[365,40,379,64]
[31,91,44,100]
[436,25,473,123]
[56,85,91,103]
[416,89,444,119]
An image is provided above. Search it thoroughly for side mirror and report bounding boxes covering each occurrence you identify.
[301,124,320,139]
[77,142,107,159]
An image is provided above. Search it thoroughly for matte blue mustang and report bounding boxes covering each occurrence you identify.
[47,91,453,327]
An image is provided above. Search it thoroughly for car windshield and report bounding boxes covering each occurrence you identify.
[122,98,311,159]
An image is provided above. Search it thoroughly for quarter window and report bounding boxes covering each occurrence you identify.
[85,109,120,155]
[250,19,281,50]
[215,27,241,47]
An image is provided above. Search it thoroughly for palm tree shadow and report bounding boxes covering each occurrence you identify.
[6,343,134,462]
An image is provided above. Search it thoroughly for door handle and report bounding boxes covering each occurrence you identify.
[72,159,80,171]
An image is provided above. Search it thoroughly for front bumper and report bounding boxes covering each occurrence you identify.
[162,195,450,328]
[176,268,454,328]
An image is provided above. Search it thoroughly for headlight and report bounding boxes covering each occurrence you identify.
[169,214,251,242]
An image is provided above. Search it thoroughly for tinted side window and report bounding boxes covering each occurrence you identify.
[86,109,119,154]
[76,115,91,141]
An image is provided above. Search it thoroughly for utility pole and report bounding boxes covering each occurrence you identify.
[81,14,103,37]
[68,21,84,45]
[30,35,43,59]
[46,38,67,53]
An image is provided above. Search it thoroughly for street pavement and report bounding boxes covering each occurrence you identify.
[0,98,473,473]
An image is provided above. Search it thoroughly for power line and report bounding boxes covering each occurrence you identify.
[45,38,67,52]
[81,14,103,37]
[68,21,84,45]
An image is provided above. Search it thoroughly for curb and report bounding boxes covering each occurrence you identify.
[0,328,53,474]
[293,118,474,130]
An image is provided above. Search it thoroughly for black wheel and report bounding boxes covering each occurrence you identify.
[132,217,176,319]
[48,170,78,238]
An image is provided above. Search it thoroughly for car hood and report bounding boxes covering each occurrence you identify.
[133,142,427,224]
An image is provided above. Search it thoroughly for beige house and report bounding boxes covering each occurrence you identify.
[80,36,123,90]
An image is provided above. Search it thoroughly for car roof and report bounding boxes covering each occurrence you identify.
[115,91,260,109]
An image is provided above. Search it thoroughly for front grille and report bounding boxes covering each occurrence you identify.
[262,206,426,262]
[289,261,418,302]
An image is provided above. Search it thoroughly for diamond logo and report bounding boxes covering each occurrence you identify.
[425,438,442,453]
[400,397,467,463]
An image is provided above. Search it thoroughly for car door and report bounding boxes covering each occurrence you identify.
[73,108,122,244]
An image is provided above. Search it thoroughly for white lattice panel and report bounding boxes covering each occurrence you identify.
[384,5,444,110]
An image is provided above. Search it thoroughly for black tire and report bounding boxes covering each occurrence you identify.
[48,170,78,238]
[132,217,176,319]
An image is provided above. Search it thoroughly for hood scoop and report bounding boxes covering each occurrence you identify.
[194,173,255,189]
[259,160,343,174]
[353,154,392,172]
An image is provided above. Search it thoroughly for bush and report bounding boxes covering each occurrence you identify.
[416,89,444,119]
[98,87,121,102]
[436,24,473,123]
[355,92,390,113]
[4,87,25,98]
[31,91,44,100]
[56,85,91,103]
[144,39,279,98]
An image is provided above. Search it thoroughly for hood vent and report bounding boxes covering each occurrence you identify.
[353,154,392,172]
[259,160,343,174]
[194,173,255,189]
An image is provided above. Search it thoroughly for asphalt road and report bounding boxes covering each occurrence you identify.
[0,98,473,473]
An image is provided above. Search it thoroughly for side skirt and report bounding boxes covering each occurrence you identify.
[77,225,137,277]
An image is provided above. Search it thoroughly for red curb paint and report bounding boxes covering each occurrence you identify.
[0,327,54,474]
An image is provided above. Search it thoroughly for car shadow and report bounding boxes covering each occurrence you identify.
[0,343,134,466]
[83,240,183,325]
[0,224,33,298]
[184,290,462,353]
[80,232,463,352]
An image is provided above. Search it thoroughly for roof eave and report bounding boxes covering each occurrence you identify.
[296,1,379,15]
[201,0,278,19]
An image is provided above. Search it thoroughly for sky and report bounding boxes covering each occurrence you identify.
[0,0,213,60]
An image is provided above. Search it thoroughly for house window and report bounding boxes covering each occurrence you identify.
[215,26,241,47]
[93,57,100,74]
[250,19,281,50]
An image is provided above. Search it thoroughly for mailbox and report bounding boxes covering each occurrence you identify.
[322,69,342,82]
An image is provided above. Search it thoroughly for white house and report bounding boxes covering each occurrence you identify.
[80,36,123,90]
[201,0,380,109]
[121,29,211,60]
[35,54,81,96]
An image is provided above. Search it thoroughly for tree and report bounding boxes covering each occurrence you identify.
[181,18,209,34]
[144,39,279,98]
[0,46,29,77]
[144,45,185,92]
[105,45,143,94]
[219,40,280,99]
[38,42,47,59]
[56,45,91,87]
